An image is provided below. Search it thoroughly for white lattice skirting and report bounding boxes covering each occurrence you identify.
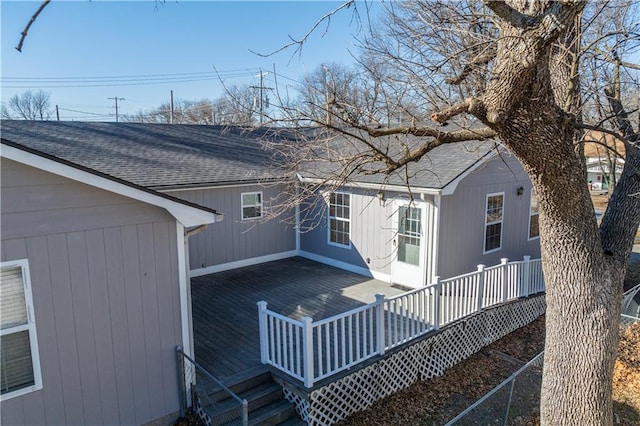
[283,295,546,426]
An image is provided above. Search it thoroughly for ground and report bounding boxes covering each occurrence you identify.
[336,317,547,426]
[337,315,640,426]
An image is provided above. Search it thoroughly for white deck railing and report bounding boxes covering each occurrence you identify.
[258,256,544,388]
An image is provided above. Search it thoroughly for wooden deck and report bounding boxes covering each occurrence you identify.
[191,257,404,381]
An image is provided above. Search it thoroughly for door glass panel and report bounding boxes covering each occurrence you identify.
[398,207,421,266]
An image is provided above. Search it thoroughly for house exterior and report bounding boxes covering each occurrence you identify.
[0,120,541,423]
[1,127,221,425]
[298,141,541,287]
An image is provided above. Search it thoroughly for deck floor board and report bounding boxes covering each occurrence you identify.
[191,256,404,382]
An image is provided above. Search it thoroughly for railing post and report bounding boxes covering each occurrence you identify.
[241,399,249,426]
[433,276,441,330]
[500,258,509,303]
[257,301,268,364]
[522,256,531,297]
[375,293,386,356]
[176,346,186,418]
[477,264,485,311]
[301,316,314,388]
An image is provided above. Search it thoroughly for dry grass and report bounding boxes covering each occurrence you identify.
[613,322,640,425]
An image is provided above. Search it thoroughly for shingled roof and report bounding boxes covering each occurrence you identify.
[0,120,289,189]
[1,120,498,192]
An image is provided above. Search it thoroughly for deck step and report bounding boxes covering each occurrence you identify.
[247,399,297,426]
[199,371,301,426]
[202,370,273,403]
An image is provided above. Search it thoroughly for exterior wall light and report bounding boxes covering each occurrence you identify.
[517,186,524,197]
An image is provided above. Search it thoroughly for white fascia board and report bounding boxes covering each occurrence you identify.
[2,144,222,227]
[296,174,442,196]
[440,149,499,196]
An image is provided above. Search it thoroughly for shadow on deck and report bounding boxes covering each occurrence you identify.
[191,256,404,381]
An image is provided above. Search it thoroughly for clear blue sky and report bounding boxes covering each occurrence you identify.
[1,1,368,121]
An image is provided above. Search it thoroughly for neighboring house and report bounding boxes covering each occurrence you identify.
[0,120,541,423]
[584,134,625,190]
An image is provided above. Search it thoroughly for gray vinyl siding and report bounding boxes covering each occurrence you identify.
[437,154,541,278]
[1,159,182,426]
[168,185,296,269]
[300,188,398,276]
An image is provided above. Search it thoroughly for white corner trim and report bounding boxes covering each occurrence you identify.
[2,145,221,228]
[298,250,391,282]
[190,250,299,277]
[176,223,193,358]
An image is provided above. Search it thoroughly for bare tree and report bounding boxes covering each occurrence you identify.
[265,2,640,424]
[124,86,258,126]
[4,90,53,120]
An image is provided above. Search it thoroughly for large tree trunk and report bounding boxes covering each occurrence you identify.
[497,107,623,425]
[477,2,630,424]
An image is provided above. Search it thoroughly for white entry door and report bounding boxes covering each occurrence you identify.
[392,202,426,288]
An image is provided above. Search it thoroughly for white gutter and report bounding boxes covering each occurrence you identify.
[2,144,223,227]
[297,174,442,196]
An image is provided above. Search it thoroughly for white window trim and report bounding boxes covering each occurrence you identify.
[241,191,263,220]
[483,192,504,254]
[528,189,540,241]
[327,191,352,249]
[0,259,42,401]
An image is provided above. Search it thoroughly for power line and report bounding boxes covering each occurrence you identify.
[57,106,110,116]
[1,68,262,81]
[0,69,303,89]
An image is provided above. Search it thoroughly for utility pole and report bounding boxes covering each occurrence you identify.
[55,105,60,121]
[170,90,174,124]
[250,70,272,124]
[108,96,125,122]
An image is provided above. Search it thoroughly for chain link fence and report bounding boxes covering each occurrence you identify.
[447,311,640,426]
[444,351,543,426]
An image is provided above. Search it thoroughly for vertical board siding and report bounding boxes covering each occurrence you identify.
[300,189,397,276]
[169,185,296,269]
[438,154,541,278]
[1,160,183,425]
[66,231,103,425]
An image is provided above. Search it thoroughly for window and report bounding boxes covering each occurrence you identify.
[1,260,41,400]
[529,189,540,239]
[328,192,351,247]
[484,193,504,253]
[397,206,422,266]
[241,192,263,219]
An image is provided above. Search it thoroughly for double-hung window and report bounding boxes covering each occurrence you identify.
[529,190,540,239]
[328,192,351,247]
[241,192,263,220]
[484,193,504,253]
[1,260,42,400]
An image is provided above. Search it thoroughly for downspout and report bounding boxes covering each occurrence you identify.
[431,194,441,282]
[176,223,208,360]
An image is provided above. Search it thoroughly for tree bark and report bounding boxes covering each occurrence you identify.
[474,2,637,424]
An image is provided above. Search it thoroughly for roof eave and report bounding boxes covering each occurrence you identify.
[295,174,443,196]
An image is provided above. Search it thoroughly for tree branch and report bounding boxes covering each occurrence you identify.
[445,50,496,85]
[249,1,356,58]
[605,87,640,148]
[15,0,51,52]
[483,0,535,28]
[430,98,487,124]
